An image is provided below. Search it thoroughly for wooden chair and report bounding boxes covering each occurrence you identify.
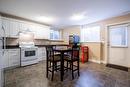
[64,46,80,80]
[46,45,61,81]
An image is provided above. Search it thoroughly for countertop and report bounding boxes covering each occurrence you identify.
[5,44,69,49]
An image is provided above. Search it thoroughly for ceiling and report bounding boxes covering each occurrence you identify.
[0,0,130,28]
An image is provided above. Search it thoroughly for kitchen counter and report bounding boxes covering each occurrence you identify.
[36,44,69,47]
[5,44,69,49]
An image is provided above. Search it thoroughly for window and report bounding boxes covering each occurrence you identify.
[109,24,128,47]
[50,30,61,40]
[81,26,100,42]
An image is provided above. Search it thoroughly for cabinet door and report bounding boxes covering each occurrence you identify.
[0,16,3,37]
[38,48,43,61]
[36,26,43,39]
[3,50,9,68]
[19,22,30,32]
[38,47,46,61]
[32,25,43,39]
[2,18,10,37]
[28,24,37,38]
[9,20,20,37]
[42,26,50,39]
[8,49,20,67]
[42,47,46,60]
[33,25,50,39]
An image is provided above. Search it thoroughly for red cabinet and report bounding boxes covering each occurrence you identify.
[81,46,89,63]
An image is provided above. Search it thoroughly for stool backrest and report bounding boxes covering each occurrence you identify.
[72,47,80,60]
[46,45,54,61]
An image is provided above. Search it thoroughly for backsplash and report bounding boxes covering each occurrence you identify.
[6,38,19,45]
[34,39,50,45]
[6,38,65,46]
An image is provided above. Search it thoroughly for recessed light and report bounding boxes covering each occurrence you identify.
[36,16,55,23]
[70,14,85,21]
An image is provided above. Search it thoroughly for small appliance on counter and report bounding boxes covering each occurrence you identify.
[69,35,80,48]
[19,30,38,66]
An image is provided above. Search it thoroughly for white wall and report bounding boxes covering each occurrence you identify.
[62,13,130,66]
[126,25,130,67]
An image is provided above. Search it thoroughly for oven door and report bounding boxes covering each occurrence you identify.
[21,48,38,62]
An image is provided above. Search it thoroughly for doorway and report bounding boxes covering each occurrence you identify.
[108,23,130,68]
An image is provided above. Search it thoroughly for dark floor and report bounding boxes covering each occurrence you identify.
[4,61,130,87]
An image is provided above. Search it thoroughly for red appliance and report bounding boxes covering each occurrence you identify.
[81,46,89,63]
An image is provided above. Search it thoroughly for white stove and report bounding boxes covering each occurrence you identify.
[20,42,38,66]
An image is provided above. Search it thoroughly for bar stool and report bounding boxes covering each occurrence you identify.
[64,46,80,80]
[46,45,61,81]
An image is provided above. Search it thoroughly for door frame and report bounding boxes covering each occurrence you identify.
[105,22,130,64]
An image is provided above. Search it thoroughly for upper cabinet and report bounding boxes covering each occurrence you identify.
[2,18,20,38]
[9,19,20,38]
[2,18,10,37]
[42,25,50,39]
[33,24,50,39]
[1,17,51,39]
[19,22,31,32]
[0,15,3,37]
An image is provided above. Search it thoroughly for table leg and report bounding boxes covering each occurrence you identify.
[60,52,64,81]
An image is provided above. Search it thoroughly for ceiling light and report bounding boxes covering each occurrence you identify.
[70,14,85,20]
[36,16,55,23]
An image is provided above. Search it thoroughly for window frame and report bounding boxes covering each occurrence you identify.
[109,24,128,48]
[50,29,61,40]
[80,25,101,42]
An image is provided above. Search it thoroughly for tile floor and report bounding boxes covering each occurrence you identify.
[4,61,130,87]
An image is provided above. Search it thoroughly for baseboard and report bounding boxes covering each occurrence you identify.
[88,59,101,64]
[100,60,107,64]
[88,59,107,64]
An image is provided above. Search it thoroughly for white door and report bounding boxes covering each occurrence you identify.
[108,24,130,67]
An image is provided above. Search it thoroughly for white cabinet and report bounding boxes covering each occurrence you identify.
[34,26,44,39]
[19,22,30,32]
[38,48,43,61]
[32,25,50,39]
[0,16,2,37]
[8,49,20,67]
[3,50,9,68]
[3,49,20,68]
[42,26,50,39]
[42,47,46,60]
[2,18,20,37]
[2,18,10,37]
[1,17,50,39]
[9,20,20,37]
[38,47,46,61]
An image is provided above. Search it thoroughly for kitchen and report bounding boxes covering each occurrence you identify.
[0,0,130,87]
[0,13,67,87]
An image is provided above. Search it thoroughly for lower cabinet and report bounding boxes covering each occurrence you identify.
[3,49,20,68]
[38,47,46,61]
[3,50,9,68]
[3,47,47,69]
[8,49,20,67]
